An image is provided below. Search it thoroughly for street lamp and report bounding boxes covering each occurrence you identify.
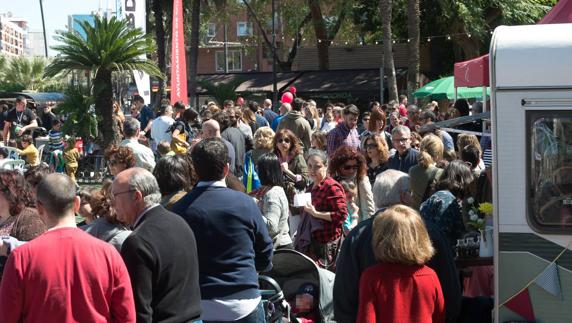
[39,0,48,57]
[271,0,277,104]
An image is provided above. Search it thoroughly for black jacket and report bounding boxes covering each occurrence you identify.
[121,205,201,323]
[388,148,419,173]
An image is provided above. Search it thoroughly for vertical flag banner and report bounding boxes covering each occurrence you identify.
[170,0,188,104]
[534,262,562,299]
[124,0,152,104]
[505,288,535,322]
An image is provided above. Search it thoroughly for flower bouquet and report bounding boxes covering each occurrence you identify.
[466,199,494,257]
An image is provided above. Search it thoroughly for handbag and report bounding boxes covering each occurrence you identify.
[243,152,261,193]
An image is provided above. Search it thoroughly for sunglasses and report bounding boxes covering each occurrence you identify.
[366,143,378,149]
[277,138,291,144]
[342,164,359,171]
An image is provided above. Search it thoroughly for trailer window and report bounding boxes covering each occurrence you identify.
[528,111,572,233]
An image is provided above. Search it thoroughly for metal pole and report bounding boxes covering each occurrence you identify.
[224,23,228,74]
[379,66,384,104]
[272,0,278,104]
[39,0,49,57]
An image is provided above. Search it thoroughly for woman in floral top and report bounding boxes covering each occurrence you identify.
[420,160,474,247]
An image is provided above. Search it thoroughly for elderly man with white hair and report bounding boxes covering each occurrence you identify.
[113,168,201,322]
[334,169,462,323]
[270,102,291,131]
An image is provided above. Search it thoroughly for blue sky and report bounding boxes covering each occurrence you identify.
[2,0,120,55]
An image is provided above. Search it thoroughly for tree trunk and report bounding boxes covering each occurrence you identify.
[407,0,420,101]
[308,0,329,70]
[93,69,120,150]
[153,0,166,107]
[188,0,200,106]
[380,0,398,102]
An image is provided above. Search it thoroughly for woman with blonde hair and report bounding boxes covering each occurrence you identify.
[409,134,444,210]
[252,126,275,164]
[357,205,444,323]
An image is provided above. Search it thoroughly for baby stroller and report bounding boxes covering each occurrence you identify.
[262,249,336,323]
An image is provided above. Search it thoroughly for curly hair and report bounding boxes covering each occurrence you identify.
[273,129,302,157]
[368,107,386,132]
[91,179,124,225]
[0,170,36,216]
[104,145,136,169]
[329,146,367,181]
[254,126,275,150]
[363,134,390,164]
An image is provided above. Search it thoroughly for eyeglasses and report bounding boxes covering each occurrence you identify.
[110,189,135,202]
[342,164,359,171]
[392,137,410,143]
[277,138,291,144]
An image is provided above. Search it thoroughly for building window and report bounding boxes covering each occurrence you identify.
[527,110,572,233]
[215,50,242,72]
[207,23,216,37]
[237,22,252,37]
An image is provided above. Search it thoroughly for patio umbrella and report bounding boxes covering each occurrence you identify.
[413,76,489,100]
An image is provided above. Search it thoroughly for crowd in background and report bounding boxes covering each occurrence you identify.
[0,92,494,323]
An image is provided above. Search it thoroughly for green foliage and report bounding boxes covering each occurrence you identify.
[44,16,163,79]
[198,77,244,106]
[0,55,65,92]
[57,85,98,140]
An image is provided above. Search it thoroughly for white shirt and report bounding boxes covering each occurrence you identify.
[150,115,175,150]
[120,138,156,172]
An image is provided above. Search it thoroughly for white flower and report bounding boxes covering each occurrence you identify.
[467,197,475,205]
[477,218,485,224]
[469,210,478,221]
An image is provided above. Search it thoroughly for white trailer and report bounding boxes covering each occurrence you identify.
[491,23,572,322]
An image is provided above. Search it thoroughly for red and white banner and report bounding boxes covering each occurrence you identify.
[124,0,152,104]
[170,0,188,104]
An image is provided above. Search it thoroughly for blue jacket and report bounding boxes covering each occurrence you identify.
[172,185,274,300]
[388,148,419,173]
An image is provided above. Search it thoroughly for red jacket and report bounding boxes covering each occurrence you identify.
[357,262,445,323]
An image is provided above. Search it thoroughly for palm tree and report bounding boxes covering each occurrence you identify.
[44,16,163,149]
[4,56,57,91]
[380,0,398,102]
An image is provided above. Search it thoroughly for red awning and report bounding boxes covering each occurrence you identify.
[454,54,489,87]
[453,0,572,87]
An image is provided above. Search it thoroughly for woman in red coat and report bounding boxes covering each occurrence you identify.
[357,205,445,323]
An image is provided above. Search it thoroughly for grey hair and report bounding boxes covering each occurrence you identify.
[372,169,410,209]
[123,118,141,138]
[127,168,162,206]
[307,149,328,166]
[392,125,411,137]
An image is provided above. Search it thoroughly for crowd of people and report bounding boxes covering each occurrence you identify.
[0,93,493,322]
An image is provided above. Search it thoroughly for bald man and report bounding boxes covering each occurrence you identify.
[262,99,278,124]
[202,119,236,174]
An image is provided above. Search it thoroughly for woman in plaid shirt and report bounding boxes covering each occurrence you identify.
[303,150,348,269]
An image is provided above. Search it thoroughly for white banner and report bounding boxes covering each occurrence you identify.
[124,0,151,104]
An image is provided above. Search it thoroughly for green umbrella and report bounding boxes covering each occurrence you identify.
[413,76,489,100]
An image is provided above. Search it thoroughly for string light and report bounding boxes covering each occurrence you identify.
[427,37,431,42]
[407,39,410,43]
[344,41,348,45]
[467,33,472,38]
[392,40,396,44]
[375,41,379,45]
[447,35,451,40]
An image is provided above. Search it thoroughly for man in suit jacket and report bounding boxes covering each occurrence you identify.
[172,138,273,322]
[113,167,201,323]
